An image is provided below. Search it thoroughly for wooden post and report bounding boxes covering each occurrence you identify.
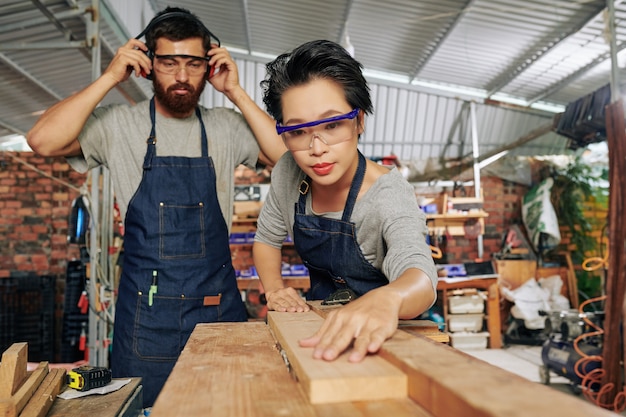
[602,99,626,404]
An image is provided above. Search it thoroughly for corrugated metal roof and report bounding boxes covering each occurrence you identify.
[0,0,621,164]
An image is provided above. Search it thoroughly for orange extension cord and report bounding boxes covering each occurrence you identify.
[572,295,626,412]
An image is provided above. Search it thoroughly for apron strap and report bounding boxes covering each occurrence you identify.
[341,151,366,222]
[143,97,158,170]
[143,97,210,170]
[196,107,209,157]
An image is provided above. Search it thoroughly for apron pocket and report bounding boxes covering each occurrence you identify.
[133,294,182,360]
[159,203,205,259]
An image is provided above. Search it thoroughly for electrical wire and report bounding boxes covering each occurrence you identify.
[572,295,608,407]
[8,152,117,356]
[573,249,625,412]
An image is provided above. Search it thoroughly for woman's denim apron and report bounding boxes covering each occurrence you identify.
[111,98,247,407]
[293,151,388,300]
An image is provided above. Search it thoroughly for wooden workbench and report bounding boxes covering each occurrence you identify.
[47,377,142,417]
[236,276,501,347]
[150,304,616,417]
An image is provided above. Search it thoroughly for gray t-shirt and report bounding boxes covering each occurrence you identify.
[68,100,260,230]
[255,152,438,295]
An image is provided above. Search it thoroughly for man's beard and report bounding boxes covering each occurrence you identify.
[153,78,206,117]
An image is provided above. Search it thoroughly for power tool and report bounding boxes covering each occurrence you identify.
[67,365,112,391]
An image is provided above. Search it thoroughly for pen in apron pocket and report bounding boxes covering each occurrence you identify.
[149,270,158,306]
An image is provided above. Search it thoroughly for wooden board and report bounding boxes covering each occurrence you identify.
[266,310,407,404]
[0,361,49,417]
[150,322,432,417]
[151,322,313,417]
[48,378,142,417]
[0,342,28,398]
[20,368,66,417]
[151,318,618,417]
[379,330,617,417]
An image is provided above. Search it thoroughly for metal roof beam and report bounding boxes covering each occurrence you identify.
[527,42,626,104]
[409,0,476,82]
[485,2,606,98]
[338,0,355,45]
[0,52,62,100]
[31,0,79,42]
[100,0,132,40]
[0,41,88,50]
[0,118,26,136]
[0,8,86,33]
[240,0,252,53]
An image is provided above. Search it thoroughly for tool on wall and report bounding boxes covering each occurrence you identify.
[502,228,523,254]
[68,194,90,245]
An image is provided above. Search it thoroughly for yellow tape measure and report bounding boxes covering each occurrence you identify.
[67,366,112,391]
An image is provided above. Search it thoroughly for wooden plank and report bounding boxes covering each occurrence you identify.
[151,322,431,417]
[151,322,316,417]
[0,399,14,417]
[379,330,618,417]
[267,311,407,404]
[20,368,66,417]
[48,378,142,417]
[313,399,433,417]
[0,343,28,398]
[398,321,450,344]
[0,362,48,417]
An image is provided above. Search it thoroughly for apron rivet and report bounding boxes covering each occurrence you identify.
[199,202,203,206]
[159,202,164,206]
[138,291,142,295]
[181,294,185,298]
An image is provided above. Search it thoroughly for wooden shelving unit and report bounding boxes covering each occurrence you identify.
[424,194,488,236]
[230,201,310,292]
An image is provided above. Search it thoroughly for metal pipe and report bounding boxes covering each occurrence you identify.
[469,101,483,259]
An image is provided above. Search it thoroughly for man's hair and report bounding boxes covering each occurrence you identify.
[261,40,373,124]
[145,7,213,53]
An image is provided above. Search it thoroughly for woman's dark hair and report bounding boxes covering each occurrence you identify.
[261,40,373,123]
[145,7,213,53]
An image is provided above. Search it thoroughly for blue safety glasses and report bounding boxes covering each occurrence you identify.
[276,109,360,151]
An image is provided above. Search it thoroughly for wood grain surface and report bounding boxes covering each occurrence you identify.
[267,310,407,404]
[150,322,431,417]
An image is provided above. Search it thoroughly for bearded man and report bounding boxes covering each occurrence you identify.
[27,7,285,408]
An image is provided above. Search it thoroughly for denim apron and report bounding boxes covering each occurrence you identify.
[111,98,247,408]
[293,151,388,300]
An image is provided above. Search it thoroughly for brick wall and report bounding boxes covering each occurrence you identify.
[0,152,85,278]
[0,155,531,274]
[418,176,529,263]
